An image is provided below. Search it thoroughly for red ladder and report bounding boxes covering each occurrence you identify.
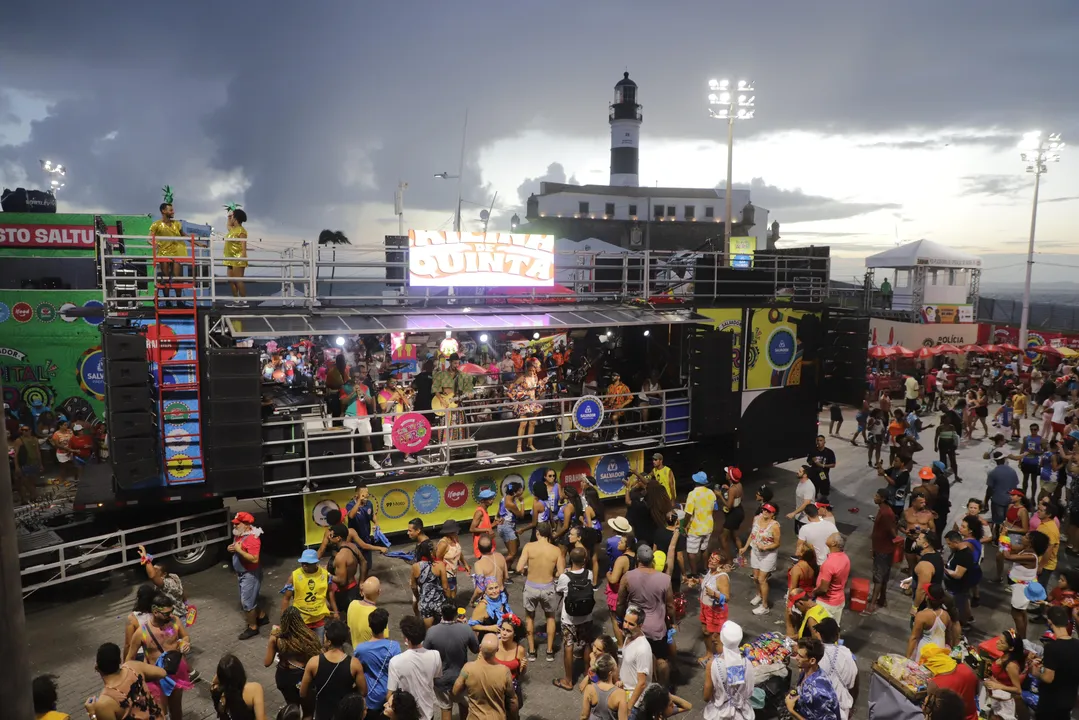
[151,233,203,483]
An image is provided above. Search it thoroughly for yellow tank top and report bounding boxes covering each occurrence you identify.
[224,227,247,258]
[291,567,330,625]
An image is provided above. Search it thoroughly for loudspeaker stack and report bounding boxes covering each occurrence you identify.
[102,329,161,489]
[202,348,265,493]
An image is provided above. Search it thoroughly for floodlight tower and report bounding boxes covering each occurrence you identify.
[707,79,755,244]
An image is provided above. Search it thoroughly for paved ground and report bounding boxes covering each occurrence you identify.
[26,405,1038,719]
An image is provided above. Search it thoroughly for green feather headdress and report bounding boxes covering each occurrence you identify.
[161,185,174,204]
[224,202,243,212]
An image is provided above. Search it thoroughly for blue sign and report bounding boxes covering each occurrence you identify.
[0,302,9,324]
[77,348,106,400]
[572,395,605,432]
[767,328,796,370]
[82,300,104,326]
[732,255,752,269]
[595,453,630,495]
[413,484,441,515]
[180,220,212,238]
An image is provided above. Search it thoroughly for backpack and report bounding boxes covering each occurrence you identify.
[563,570,595,616]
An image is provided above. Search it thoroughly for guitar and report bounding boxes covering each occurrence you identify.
[431,388,479,417]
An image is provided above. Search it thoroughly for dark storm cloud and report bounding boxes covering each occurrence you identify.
[0,91,18,125]
[856,132,1020,152]
[1042,195,1079,204]
[1,0,1076,231]
[735,178,901,223]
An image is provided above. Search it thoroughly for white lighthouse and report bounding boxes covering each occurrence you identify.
[609,72,642,187]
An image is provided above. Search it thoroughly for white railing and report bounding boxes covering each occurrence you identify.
[96,234,831,313]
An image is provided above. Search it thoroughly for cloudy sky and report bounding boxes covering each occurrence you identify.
[2,1,1077,285]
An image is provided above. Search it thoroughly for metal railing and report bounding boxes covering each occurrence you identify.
[18,508,231,594]
[260,385,691,490]
[96,234,831,313]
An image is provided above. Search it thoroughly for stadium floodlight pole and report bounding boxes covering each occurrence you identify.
[1017,130,1065,359]
[707,79,755,245]
[40,158,66,195]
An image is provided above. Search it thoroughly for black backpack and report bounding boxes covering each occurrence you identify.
[563,570,595,616]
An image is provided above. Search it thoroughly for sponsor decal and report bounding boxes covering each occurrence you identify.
[444,481,469,509]
[572,395,604,433]
[595,453,630,495]
[12,302,33,323]
[413,484,441,515]
[76,347,106,401]
[560,459,593,493]
[379,488,411,520]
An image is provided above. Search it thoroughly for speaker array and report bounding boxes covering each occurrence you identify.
[202,348,265,493]
[102,329,161,489]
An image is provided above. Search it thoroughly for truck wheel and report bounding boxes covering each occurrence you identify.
[170,531,222,575]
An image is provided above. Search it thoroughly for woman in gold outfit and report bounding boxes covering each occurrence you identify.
[223,204,248,300]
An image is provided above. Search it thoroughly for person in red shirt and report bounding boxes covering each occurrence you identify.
[921,643,978,720]
[229,511,269,639]
[813,533,851,626]
[925,372,938,412]
[67,422,96,480]
[867,489,898,614]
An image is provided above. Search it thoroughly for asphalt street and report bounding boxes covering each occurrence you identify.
[25,405,1033,719]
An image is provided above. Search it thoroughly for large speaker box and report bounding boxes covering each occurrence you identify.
[107,360,150,387]
[307,430,353,481]
[688,325,736,438]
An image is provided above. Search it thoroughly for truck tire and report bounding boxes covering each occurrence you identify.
[169,531,224,575]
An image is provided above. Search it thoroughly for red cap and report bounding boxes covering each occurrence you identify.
[815,501,832,510]
[762,503,777,514]
[1008,489,1025,497]
[726,467,743,482]
[232,511,255,524]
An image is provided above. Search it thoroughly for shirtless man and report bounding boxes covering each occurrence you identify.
[515,522,565,662]
[901,492,936,579]
[329,523,366,612]
[125,593,191,719]
[317,509,363,559]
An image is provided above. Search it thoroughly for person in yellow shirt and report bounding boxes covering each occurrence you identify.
[33,674,70,720]
[346,576,389,647]
[222,204,249,300]
[651,452,675,499]
[149,186,187,305]
[684,471,720,578]
[604,371,633,441]
[1011,390,1028,437]
[280,549,337,643]
[1035,500,1060,583]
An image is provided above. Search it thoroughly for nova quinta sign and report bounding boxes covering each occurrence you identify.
[408,230,554,288]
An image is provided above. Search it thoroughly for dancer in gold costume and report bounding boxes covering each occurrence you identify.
[149,185,186,305]
[223,203,248,300]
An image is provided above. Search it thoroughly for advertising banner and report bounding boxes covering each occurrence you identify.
[744,307,808,390]
[920,304,973,324]
[0,213,151,255]
[697,308,744,392]
[728,236,756,269]
[870,318,979,349]
[982,325,1079,358]
[0,290,107,425]
[408,230,555,288]
[301,450,644,544]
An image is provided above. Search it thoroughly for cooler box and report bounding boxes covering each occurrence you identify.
[849,577,870,613]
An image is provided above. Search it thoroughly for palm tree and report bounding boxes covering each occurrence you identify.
[318,229,350,303]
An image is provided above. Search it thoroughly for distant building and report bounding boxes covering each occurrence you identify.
[520,72,768,252]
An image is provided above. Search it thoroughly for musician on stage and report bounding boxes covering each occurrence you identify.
[433,353,476,398]
[377,375,416,466]
[604,371,633,441]
[509,357,546,453]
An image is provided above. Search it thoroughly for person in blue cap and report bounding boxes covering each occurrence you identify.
[470,488,500,559]
[683,471,718,579]
[281,548,337,643]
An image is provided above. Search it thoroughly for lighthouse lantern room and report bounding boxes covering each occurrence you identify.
[609,71,642,187]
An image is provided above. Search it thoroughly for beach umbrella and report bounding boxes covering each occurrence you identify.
[891,345,916,358]
[459,362,490,374]
[915,346,938,359]
[1031,345,1062,357]
[867,345,896,359]
[934,344,962,355]
[981,344,1004,354]
[998,343,1021,353]
[959,344,986,354]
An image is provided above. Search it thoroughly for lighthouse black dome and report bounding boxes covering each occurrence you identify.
[615,71,637,88]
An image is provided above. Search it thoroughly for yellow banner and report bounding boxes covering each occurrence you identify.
[744,307,813,390]
[697,308,743,392]
[301,450,644,545]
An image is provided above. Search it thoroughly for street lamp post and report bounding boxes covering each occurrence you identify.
[1017,130,1065,357]
[40,159,66,194]
[707,79,755,246]
[394,180,408,236]
[435,109,469,233]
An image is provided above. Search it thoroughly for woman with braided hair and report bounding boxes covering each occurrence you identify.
[264,606,321,706]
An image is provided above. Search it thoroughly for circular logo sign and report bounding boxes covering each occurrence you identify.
[413,484,441,515]
[83,300,104,326]
[59,302,78,322]
[77,347,106,400]
[391,413,433,454]
[36,302,57,323]
[472,476,498,503]
[12,302,33,323]
[572,395,605,433]
[166,454,194,479]
[145,322,179,363]
[594,453,631,495]
[0,302,9,324]
[444,482,470,508]
[379,488,411,520]
[560,459,592,494]
[312,499,341,528]
[766,327,796,371]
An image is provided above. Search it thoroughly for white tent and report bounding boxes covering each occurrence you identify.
[864,239,981,269]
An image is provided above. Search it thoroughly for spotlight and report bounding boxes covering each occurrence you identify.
[335,336,345,347]
[598,334,608,343]
[533,332,540,340]
[445,330,452,337]
[479,333,489,343]
[643,330,650,337]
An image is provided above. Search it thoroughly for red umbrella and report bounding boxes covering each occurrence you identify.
[459,362,490,375]
[981,344,1004,354]
[891,345,916,358]
[998,343,1021,353]
[915,346,938,359]
[1031,345,1062,356]
[933,344,962,355]
[959,344,986,354]
[867,345,896,359]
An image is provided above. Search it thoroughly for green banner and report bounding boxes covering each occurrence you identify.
[0,289,108,424]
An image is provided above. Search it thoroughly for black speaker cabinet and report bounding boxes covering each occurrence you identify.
[112,457,161,489]
[205,348,260,377]
[106,360,150,387]
[307,430,353,480]
[207,466,264,494]
[204,398,262,424]
[104,332,147,361]
[107,385,152,414]
[204,375,260,400]
[109,411,154,440]
[110,436,157,465]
